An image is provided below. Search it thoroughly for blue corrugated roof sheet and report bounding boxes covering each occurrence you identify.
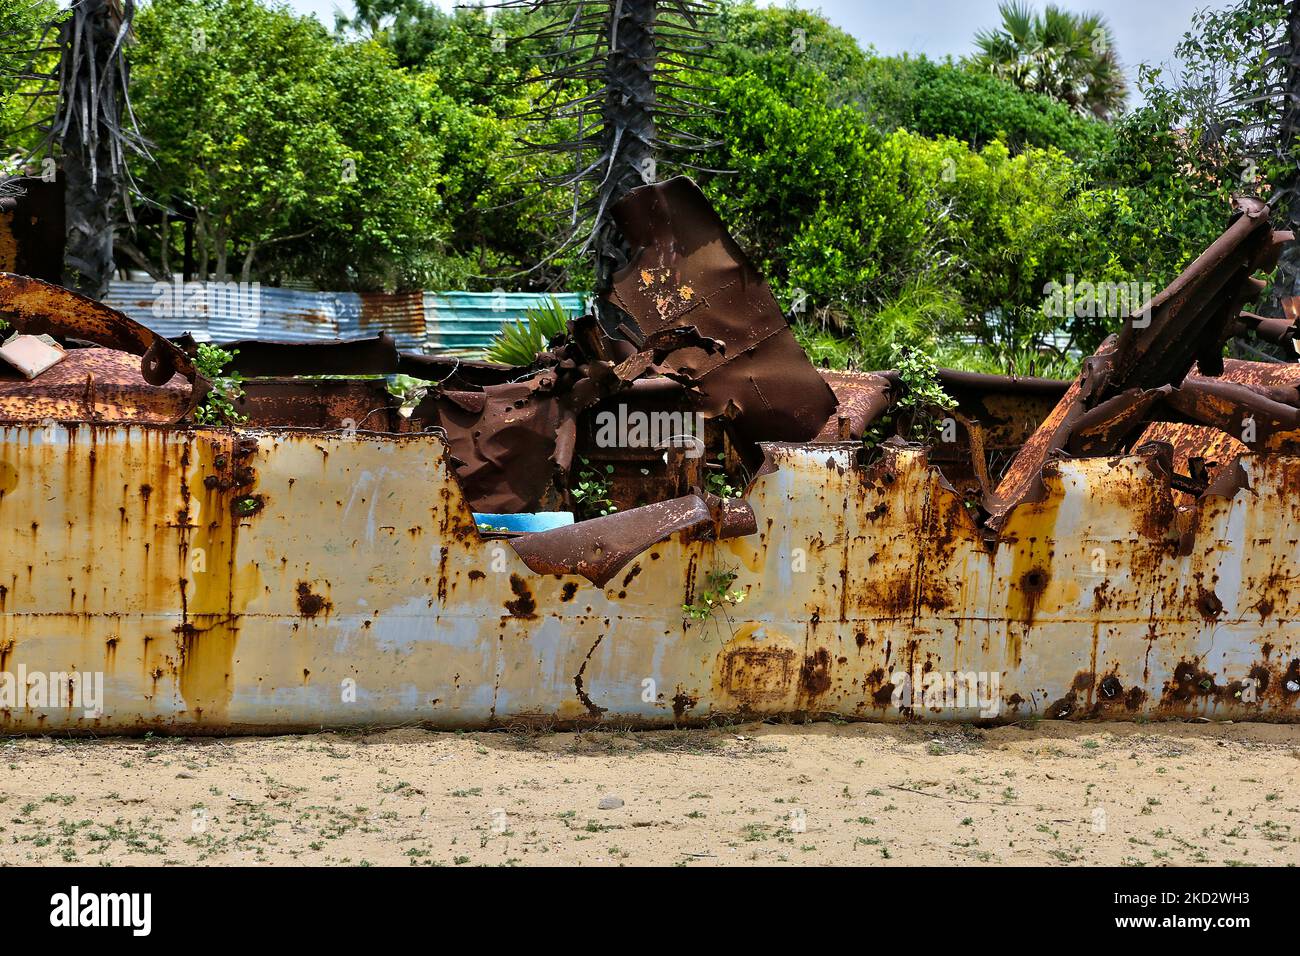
[102,280,587,353]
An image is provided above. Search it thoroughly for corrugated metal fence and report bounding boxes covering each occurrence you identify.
[103,280,588,354]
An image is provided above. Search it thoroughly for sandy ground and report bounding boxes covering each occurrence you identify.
[0,720,1297,866]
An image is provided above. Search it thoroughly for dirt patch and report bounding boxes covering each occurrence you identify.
[0,721,1297,866]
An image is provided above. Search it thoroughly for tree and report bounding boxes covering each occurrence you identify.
[333,0,406,40]
[0,0,63,167]
[858,55,1111,157]
[494,0,719,317]
[1138,0,1299,319]
[709,0,874,102]
[54,0,147,298]
[331,1,587,289]
[973,1,1127,121]
[128,0,444,289]
[335,0,490,76]
[696,69,931,317]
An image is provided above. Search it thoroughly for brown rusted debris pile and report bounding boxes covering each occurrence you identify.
[425,178,836,512]
[418,183,1300,554]
[985,197,1300,532]
[417,177,840,582]
[0,273,206,421]
[2,178,1300,581]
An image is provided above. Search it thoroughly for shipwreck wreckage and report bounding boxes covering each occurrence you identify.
[0,176,1299,732]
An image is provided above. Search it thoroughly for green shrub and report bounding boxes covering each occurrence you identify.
[858,56,1113,158]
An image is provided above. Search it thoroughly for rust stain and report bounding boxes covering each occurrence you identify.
[671,689,697,720]
[505,574,537,619]
[295,582,332,618]
[799,647,832,698]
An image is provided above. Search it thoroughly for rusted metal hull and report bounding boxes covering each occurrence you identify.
[0,424,1296,733]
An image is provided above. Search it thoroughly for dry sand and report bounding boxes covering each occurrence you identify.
[0,720,1297,866]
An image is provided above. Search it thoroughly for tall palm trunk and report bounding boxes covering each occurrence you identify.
[592,0,658,298]
[503,0,716,318]
[56,0,139,299]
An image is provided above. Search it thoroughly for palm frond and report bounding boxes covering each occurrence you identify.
[484,295,575,365]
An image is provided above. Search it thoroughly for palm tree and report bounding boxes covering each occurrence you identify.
[53,0,147,299]
[499,0,718,327]
[333,0,409,40]
[974,2,1128,120]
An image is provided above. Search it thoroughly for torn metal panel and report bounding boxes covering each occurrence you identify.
[1238,310,1299,346]
[987,199,1287,528]
[421,323,701,513]
[1070,369,1300,467]
[813,368,1066,498]
[814,370,892,441]
[1139,358,1300,492]
[0,427,1294,733]
[1090,197,1283,392]
[235,379,407,430]
[434,380,569,514]
[1163,377,1300,446]
[608,177,839,461]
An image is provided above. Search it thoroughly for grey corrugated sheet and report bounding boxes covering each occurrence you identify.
[103,281,587,353]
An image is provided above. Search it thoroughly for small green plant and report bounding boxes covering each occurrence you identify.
[386,373,434,418]
[704,461,744,499]
[193,343,247,425]
[484,296,572,366]
[571,457,616,520]
[683,567,746,622]
[892,343,953,439]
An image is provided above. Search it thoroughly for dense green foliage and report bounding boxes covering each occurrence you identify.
[0,0,63,165]
[859,56,1112,157]
[128,0,445,288]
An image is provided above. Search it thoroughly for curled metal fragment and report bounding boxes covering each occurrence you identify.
[988,198,1283,529]
[608,177,839,464]
[510,493,756,587]
[0,273,206,414]
[0,347,193,422]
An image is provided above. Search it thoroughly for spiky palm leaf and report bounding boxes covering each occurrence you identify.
[484,295,574,365]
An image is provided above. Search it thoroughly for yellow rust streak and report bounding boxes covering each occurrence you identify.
[176,432,260,723]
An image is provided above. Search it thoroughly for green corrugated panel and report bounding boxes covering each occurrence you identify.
[424,292,588,351]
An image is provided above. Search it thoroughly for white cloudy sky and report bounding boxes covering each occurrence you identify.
[285,0,1220,101]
